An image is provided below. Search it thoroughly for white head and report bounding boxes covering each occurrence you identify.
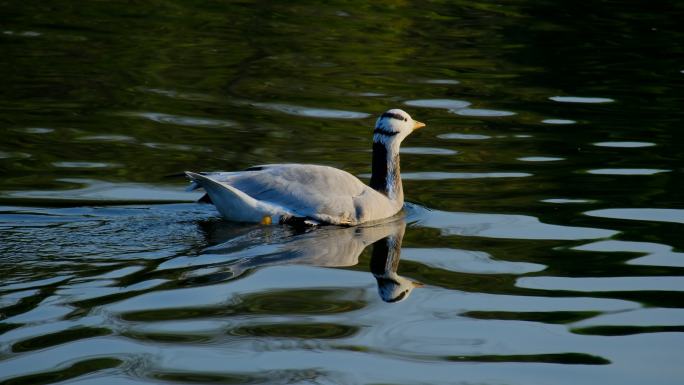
[373,108,426,146]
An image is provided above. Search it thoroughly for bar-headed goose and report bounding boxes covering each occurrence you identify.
[186,109,425,226]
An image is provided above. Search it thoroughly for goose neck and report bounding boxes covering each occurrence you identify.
[370,141,403,201]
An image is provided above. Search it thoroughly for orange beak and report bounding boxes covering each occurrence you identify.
[413,120,426,130]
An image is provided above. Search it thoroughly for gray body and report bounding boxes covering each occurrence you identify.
[187,164,400,225]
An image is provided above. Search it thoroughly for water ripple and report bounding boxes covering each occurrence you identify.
[453,108,516,117]
[407,204,616,240]
[437,133,491,140]
[0,151,31,159]
[573,240,684,267]
[143,142,207,152]
[573,308,684,328]
[587,168,669,175]
[77,134,136,142]
[124,112,236,128]
[52,162,120,169]
[518,156,564,162]
[550,96,615,103]
[136,87,216,102]
[424,79,460,85]
[0,337,154,381]
[585,208,684,224]
[542,119,577,124]
[542,198,595,204]
[593,141,656,148]
[3,30,41,37]
[3,179,202,203]
[401,248,545,274]
[403,99,471,110]
[252,103,370,119]
[517,276,684,292]
[21,127,54,134]
[400,172,532,180]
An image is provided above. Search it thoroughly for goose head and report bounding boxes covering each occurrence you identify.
[373,108,426,146]
[375,271,424,303]
[369,108,425,199]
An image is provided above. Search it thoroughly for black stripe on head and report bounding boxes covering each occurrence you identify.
[381,112,408,122]
[373,127,399,136]
[386,290,408,303]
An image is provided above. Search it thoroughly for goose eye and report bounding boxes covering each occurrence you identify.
[404,118,407,121]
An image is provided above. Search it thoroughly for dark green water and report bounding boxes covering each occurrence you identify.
[1,1,683,384]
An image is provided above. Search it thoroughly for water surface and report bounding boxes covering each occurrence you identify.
[1,1,683,385]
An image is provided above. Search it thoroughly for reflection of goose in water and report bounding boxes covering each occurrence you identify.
[194,217,421,302]
[369,220,424,302]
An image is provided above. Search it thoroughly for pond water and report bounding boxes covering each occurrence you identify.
[1,1,683,384]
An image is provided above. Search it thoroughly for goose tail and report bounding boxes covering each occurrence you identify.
[185,171,277,223]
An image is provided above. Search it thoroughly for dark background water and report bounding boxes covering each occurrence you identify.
[1,1,683,384]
